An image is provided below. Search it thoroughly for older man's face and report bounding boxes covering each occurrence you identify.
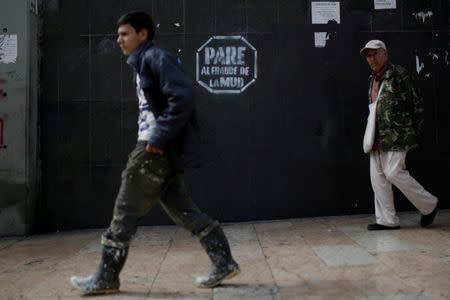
[365,49,388,73]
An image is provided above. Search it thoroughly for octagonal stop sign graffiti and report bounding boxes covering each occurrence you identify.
[196,36,257,94]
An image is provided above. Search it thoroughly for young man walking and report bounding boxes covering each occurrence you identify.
[361,40,438,230]
[70,11,239,294]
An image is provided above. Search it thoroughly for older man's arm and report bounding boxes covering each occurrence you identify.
[0,79,6,98]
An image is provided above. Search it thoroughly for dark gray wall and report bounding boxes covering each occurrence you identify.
[39,0,449,232]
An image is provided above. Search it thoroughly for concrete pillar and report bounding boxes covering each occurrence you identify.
[0,0,40,236]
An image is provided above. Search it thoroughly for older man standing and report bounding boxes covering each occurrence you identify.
[361,40,438,230]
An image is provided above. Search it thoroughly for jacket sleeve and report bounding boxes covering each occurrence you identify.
[400,74,424,136]
[145,51,195,149]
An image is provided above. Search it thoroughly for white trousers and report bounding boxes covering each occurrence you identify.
[370,151,438,227]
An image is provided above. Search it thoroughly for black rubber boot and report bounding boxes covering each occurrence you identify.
[70,245,128,294]
[196,226,240,288]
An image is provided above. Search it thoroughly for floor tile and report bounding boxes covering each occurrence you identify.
[0,237,23,251]
[356,294,429,300]
[1,210,449,299]
[302,227,357,246]
[340,227,415,254]
[399,272,450,300]
[149,229,213,298]
[353,275,421,298]
[222,224,274,286]
[377,251,450,278]
[302,279,365,298]
[254,220,307,248]
[263,244,323,284]
[213,284,280,300]
[389,228,450,257]
[312,245,379,267]
[439,248,450,264]
[278,282,313,300]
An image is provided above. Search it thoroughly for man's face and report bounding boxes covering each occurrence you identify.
[117,24,147,56]
[365,48,388,73]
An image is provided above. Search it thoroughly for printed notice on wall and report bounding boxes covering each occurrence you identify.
[374,0,396,10]
[311,2,340,24]
[0,34,18,64]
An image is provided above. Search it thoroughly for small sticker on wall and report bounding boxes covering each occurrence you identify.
[311,2,340,24]
[0,34,17,64]
[374,0,396,10]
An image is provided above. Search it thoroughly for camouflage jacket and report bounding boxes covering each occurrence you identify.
[368,64,424,151]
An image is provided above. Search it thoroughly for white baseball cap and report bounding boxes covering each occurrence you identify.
[360,40,387,55]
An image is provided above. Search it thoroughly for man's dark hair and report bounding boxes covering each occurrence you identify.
[117,11,155,40]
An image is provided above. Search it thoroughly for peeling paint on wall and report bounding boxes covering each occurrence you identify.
[427,51,450,67]
[412,11,433,23]
[416,55,424,74]
[430,52,439,60]
[0,34,18,64]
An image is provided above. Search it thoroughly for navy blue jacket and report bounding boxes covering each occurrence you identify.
[127,40,203,170]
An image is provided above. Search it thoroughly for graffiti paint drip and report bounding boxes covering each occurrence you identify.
[430,53,439,60]
[416,56,424,74]
[412,11,433,23]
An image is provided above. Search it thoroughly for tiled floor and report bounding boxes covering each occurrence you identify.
[0,210,449,299]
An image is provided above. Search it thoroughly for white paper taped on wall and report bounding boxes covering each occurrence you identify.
[374,0,397,10]
[311,2,340,24]
[314,32,328,48]
[0,34,18,64]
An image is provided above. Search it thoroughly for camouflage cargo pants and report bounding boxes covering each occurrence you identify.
[102,143,216,249]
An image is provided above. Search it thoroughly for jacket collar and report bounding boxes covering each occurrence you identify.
[383,63,395,79]
[126,40,153,70]
[368,62,393,82]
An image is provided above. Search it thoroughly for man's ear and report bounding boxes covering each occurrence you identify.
[138,28,148,41]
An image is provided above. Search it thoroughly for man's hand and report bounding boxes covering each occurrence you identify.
[146,144,163,155]
[0,79,6,99]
